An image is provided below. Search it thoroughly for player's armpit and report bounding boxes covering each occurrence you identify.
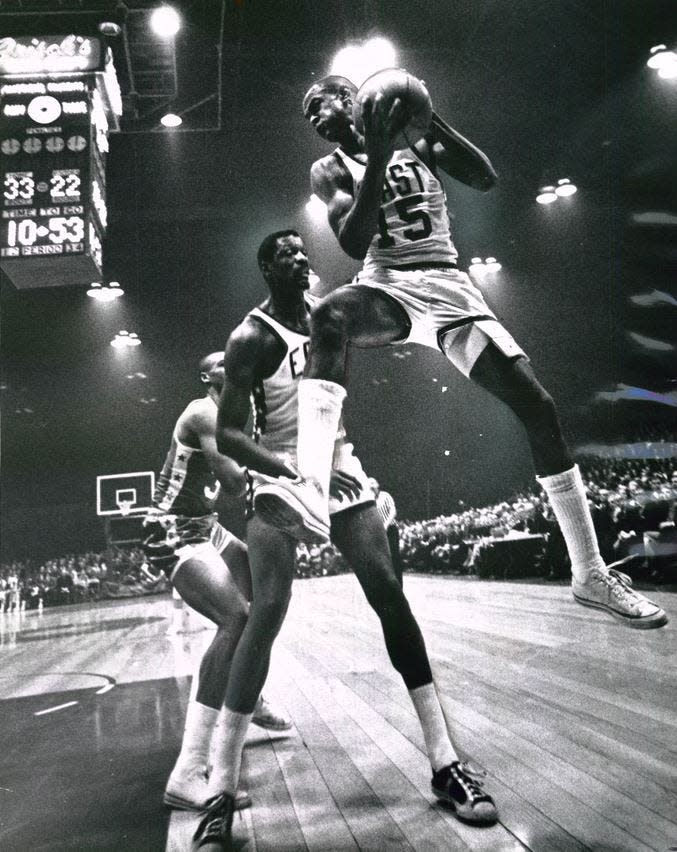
[311,159,355,242]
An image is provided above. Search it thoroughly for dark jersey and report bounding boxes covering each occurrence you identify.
[152,425,220,517]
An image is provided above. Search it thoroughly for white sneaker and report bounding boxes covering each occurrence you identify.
[163,766,251,810]
[253,477,329,543]
[252,695,293,731]
[572,566,668,629]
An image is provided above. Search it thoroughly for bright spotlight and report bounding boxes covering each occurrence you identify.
[111,330,141,348]
[555,178,577,197]
[88,281,124,301]
[150,6,181,38]
[305,193,327,219]
[647,44,677,69]
[330,45,361,82]
[468,257,484,273]
[330,37,398,87]
[161,112,182,127]
[363,36,397,68]
[658,63,677,79]
[485,257,502,273]
[536,186,557,205]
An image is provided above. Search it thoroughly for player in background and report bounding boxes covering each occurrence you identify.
[254,74,667,631]
[193,229,498,849]
[143,353,290,814]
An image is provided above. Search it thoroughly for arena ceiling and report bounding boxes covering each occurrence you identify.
[1,0,676,555]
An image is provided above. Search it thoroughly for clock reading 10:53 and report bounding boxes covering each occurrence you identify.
[6,216,85,247]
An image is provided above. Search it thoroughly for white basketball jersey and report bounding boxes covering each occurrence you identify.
[249,296,345,455]
[333,146,458,271]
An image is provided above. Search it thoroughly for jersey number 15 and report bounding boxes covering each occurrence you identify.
[377,194,432,248]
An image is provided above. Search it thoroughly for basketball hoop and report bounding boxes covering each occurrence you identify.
[118,500,133,516]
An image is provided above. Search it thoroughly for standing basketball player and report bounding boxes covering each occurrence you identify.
[194,229,497,848]
[254,75,667,630]
[143,353,290,814]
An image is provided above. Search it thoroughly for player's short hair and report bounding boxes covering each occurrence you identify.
[198,351,222,377]
[257,229,301,269]
[302,75,358,117]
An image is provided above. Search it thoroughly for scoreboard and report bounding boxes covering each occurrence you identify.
[0,35,120,289]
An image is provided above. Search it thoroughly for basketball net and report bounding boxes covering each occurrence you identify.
[118,500,133,517]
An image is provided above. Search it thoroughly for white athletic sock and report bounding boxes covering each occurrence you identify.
[537,464,606,583]
[409,682,458,772]
[297,378,346,499]
[208,706,252,795]
[173,701,220,774]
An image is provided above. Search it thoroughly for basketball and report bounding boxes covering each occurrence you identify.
[353,68,433,150]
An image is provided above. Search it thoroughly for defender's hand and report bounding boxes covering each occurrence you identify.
[329,469,363,502]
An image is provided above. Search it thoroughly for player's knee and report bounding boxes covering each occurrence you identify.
[529,386,558,427]
[250,589,291,635]
[311,298,351,346]
[210,599,248,628]
[363,563,405,615]
[510,376,558,428]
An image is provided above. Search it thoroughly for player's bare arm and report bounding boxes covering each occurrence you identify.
[186,400,246,496]
[215,321,298,479]
[312,95,409,260]
[416,110,497,191]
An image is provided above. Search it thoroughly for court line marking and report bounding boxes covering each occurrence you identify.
[34,700,79,716]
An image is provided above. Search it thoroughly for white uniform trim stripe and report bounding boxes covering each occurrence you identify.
[376,491,397,528]
[157,432,194,511]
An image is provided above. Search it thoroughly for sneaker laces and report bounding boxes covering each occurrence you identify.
[453,761,489,801]
[604,568,649,604]
[193,792,233,843]
[609,568,660,609]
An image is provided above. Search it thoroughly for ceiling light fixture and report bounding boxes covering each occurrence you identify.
[150,6,181,38]
[87,281,124,301]
[160,112,182,128]
[536,186,558,204]
[555,178,577,197]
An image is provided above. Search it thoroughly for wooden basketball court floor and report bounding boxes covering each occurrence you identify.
[1,574,675,851]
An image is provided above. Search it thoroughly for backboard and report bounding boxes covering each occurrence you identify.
[96,471,155,517]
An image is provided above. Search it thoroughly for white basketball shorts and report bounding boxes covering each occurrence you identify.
[354,266,527,377]
[249,440,374,517]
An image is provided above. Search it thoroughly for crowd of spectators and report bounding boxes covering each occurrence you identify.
[0,546,167,612]
[397,456,676,583]
[2,454,675,612]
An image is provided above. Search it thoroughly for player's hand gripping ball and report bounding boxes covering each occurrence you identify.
[353,68,433,150]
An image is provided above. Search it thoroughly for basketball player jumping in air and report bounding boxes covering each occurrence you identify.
[192,229,498,849]
[143,354,291,814]
[253,74,667,631]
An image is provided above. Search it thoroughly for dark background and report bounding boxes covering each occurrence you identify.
[2,0,676,558]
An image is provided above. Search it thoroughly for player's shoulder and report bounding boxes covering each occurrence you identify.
[183,396,214,420]
[176,397,214,442]
[225,310,283,379]
[227,312,267,353]
[310,152,347,197]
